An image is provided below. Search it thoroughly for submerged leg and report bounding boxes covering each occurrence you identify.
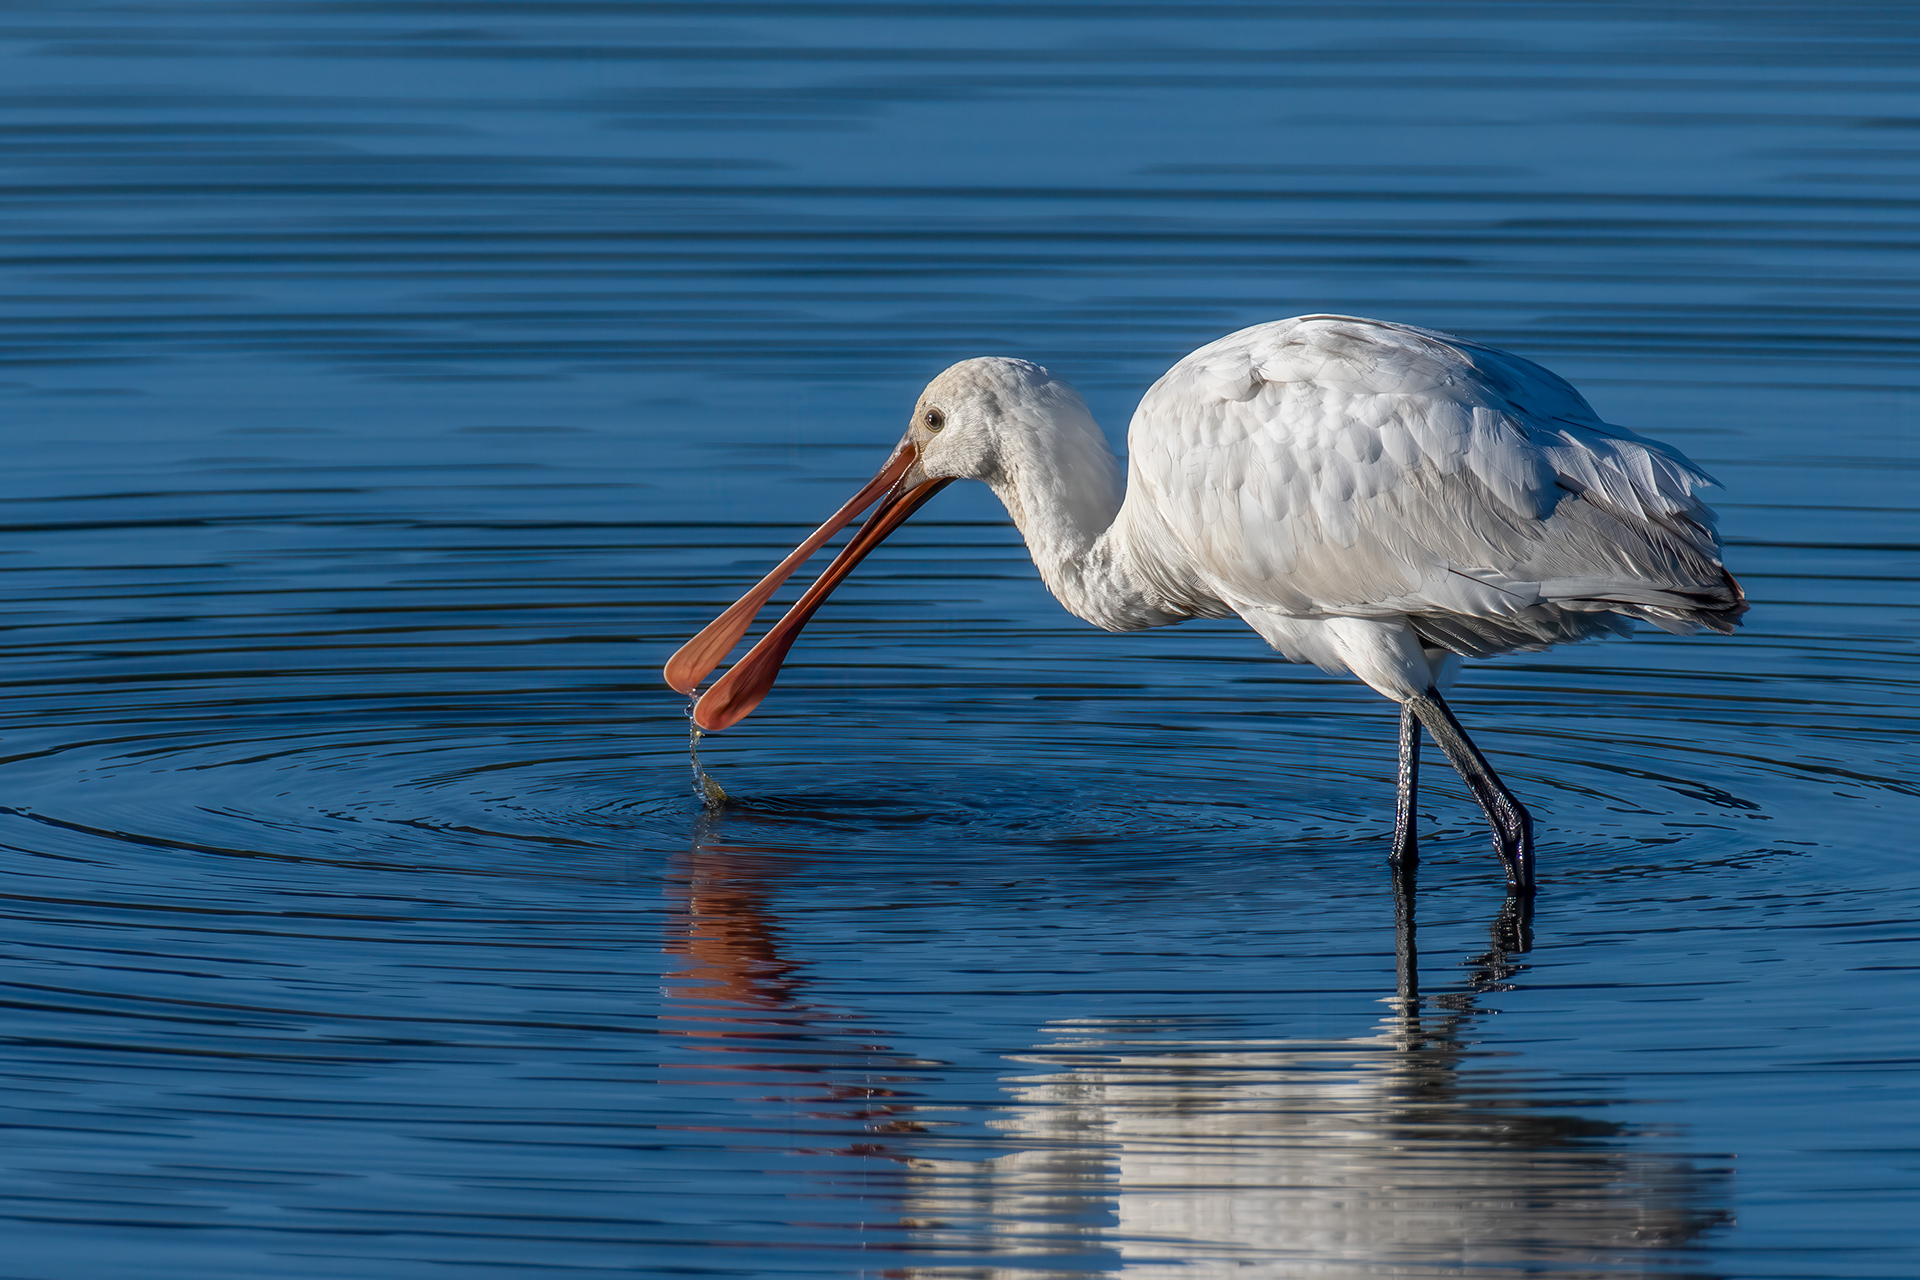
[1391,702,1420,867]
[1406,688,1535,892]
[1392,847,1419,1003]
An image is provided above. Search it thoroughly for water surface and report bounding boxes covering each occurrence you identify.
[2,3,1918,1277]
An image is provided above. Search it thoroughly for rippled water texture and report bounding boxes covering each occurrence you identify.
[2,3,1918,1277]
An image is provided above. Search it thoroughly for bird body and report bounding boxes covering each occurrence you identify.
[667,315,1745,892]
[926,315,1742,701]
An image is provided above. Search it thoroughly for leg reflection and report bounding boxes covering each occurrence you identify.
[1490,887,1534,957]
[1390,860,1536,1011]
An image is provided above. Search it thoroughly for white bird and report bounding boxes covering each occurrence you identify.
[666,315,1745,890]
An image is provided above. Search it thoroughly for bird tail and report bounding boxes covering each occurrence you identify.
[1627,566,1747,636]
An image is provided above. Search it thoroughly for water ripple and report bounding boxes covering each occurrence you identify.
[2,2,1919,1277]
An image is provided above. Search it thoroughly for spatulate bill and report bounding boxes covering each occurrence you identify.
[663,443,917,694]
[693,476,952,731]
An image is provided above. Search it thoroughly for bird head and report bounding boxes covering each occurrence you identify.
[902,356,1102,486]
[664,356,1114,731]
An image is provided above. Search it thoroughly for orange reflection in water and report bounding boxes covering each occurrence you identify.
[658,816,925,1150]
[663,836,806,1013]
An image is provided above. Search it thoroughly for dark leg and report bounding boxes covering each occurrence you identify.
[1392,849,1419,1003]
[1391,702,1420,868]
[1406,688,1536,892]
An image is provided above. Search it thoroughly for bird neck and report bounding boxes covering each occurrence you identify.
[984,414,1197,632]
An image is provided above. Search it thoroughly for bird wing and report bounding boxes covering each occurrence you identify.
[1124,315,1740,654]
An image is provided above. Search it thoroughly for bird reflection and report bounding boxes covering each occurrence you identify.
[902,872,1729,1278]
[662,813,1730,1276]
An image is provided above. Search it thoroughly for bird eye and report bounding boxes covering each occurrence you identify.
[923,408,945,432]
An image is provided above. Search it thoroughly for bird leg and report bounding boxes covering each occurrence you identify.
[1391,845,1419,1004]
[1391,702,1420,868]
[1406,689,1535,892]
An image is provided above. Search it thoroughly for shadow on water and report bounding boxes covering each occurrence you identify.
[665,807,1733,1278]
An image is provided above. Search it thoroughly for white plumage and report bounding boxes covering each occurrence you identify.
[668,314,1745,892]
[1081,315,1740,700]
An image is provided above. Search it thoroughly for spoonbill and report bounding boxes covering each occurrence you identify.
[666,315,1745,890]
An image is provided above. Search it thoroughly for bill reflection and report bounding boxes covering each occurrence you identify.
[660,816,930,1158]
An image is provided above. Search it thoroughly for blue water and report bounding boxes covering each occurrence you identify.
[2,3,1918,1277]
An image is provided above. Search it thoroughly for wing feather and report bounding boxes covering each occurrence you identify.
[1125,315,1744,656]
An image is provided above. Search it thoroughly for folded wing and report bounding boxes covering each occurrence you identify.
[1126,315,1745,657]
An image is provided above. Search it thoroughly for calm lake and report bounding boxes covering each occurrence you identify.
[2,3,1917,1277]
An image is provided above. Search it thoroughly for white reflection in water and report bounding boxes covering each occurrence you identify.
[663,822,1730,1278]
[912,1008,1731,1278]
